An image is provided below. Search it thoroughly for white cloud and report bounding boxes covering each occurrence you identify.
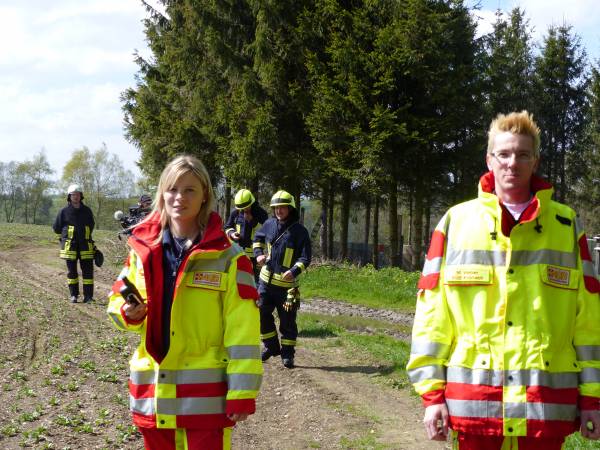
[468,0,600,59]
[0,1,147,176]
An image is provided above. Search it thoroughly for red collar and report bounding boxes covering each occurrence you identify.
[479,171,552,196]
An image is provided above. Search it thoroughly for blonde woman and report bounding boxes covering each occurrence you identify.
[107,155,262,450]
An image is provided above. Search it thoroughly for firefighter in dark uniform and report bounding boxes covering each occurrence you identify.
[224,189,268,281]
[253,190,311,368]
[52,184,96,303]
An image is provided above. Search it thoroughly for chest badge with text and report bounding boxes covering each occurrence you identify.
[445,266,491,284]
[192,271,222,287]
[547,266,570,286]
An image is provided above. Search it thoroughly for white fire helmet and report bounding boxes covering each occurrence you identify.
[67,184,83,195]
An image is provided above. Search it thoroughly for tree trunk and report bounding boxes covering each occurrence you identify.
[388,183,400,267]
[424,200,431,249]
[225,184,232,218]
[411,186,424,269]
[327,181,334,259]
[364,197,371,265]
[320,184,328,257]
[372,196,380,269]
[339,180,351,260]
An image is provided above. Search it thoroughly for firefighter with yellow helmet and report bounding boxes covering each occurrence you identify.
[52,183,96,303]
[225,189,268,281]
[253,190,311,368]
[407,111,600,448]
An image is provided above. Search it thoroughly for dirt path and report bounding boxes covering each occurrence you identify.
[0,243,444,450]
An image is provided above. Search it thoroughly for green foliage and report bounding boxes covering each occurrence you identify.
[484,8,535,115]
[302,262,419,311]
[533,24,588,202]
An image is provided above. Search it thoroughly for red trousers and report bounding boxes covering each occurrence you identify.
[139,427,232,450]
[453,433,564,450]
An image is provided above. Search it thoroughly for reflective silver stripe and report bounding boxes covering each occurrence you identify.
[576,345,600,361]
[511,249,577,268]
[422,257,443,276]
[236,270,255,287]
[446,248,506,266]
[108,312,128,331]
[583,261,598,278]
[131,371,156,385]
[448,367,578,389]
[407,365,445,384]
[580,367,600,384]
[447,399,503,418]
[506,369,578,389]
[447,367,503,386]
[504,402,527,418]
[445,247,578,268]
[227,373,262,391]
[526,402,577,421]
[184,258,229,273]
[130,368,226,385]
[130,396,155,415]
[227,345,261,360]
[410,340,450,359]
[158,396,225,415]
[294,262,305,271]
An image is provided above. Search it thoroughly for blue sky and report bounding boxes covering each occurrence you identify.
[0,1,598,180]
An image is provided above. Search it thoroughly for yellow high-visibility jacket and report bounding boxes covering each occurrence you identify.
[107,212,262,430]
[407,173,600,439]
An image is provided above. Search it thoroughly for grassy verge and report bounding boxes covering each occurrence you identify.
[297,312,600,450]
[298,312,411,391]
[302,262,419,311]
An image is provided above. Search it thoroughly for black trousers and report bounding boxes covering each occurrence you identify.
[258,283,298,359]
[66,257,94,298]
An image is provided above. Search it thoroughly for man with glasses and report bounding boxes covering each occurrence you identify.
[407,111,600,449]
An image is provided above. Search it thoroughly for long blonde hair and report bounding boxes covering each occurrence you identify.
[487,110,541,157]
[140,155,216,243]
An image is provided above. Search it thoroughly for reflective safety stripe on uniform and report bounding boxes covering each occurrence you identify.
[451,431,565,450]
[281,339,296,346]
[259,267,298,288]
[139,426,232,450]
[129,368,262,426]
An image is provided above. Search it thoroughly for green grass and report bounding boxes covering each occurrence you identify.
[565,433,600,449]
[302,262,419,311]
[298,313,411,389]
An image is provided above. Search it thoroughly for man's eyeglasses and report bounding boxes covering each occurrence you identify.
[490,151,536,165]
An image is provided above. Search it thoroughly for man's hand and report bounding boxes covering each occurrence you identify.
[230,231,240,241]
[227,413,249,422]
[581,410,600,440]
[282,270,295,282]
[123,302,147,321]
[256,255,267,266]
[423,403,449,441]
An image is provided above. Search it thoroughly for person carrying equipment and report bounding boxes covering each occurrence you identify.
[52,184,96,303]
[253,190,311,369]
[106,155,262,450]
[225,189,268,281]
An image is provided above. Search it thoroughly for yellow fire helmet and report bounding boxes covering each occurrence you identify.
[234,189,255,210]
[270,190,295,209]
